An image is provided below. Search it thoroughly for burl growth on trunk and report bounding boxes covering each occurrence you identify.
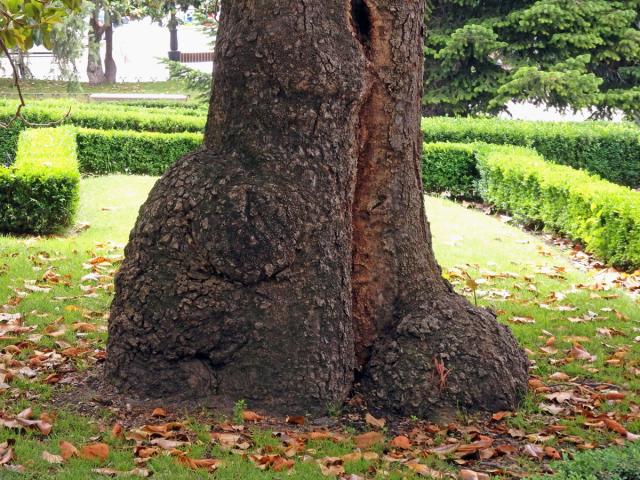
[106,0,528,417]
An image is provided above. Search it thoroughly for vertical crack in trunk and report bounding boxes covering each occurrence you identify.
[350,1,397,369]
[351,0,372,48]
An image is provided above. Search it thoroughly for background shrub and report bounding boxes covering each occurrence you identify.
[476,145,640,269]
[0,127,79,234]
[422,117,640,187]
[76,128,204,175]
[421,142,478,197]
[0,103,206,135]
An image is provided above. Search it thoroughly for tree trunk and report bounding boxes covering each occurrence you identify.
[103,22,117,83]
[106,0,528,417]
[87,11,106,85]
[168,12,181,61]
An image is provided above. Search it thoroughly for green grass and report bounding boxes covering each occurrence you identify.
[0,79,190,98]
[1,178,638,479]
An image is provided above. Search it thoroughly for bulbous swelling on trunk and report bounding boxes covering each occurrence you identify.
[106,0,364,413]
[106,149,356,412]
[360,295,529,417]
[106,0,529,416]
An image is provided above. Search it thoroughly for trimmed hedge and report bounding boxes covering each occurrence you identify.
[421,142,478,197]
[86,100,208,112]
[76,128,203,175]
[0,103,206,134]
[476,144,640,269]
[421,117,640,187]
[28,99,209,118]
[0,128,80,234]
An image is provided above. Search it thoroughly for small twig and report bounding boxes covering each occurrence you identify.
[433,356,451,391]
[0,38,71,129]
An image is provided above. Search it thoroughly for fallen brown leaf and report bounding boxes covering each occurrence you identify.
[285,415,305,425]
[59,440,78,461]
[176,455,222,472]
[242,411,264,422]
[459,469,490,480]
[354,431,383,449]
[407,462,445,477]
[42,451,63,464]
[79,443,109,462]
[317,457,344,476]
[364,413,385,429]
[390,435,411,450]
[92,467,151,477]
[151,408,167,418]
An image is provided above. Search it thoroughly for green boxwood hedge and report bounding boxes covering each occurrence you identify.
[0,127,80,234]
[0,103,206,135]
[476,144,640,269]
[421,117,640,188]
[76,128,203,175]
[421,142,478,197]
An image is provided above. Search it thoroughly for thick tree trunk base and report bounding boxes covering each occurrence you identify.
[361,293,528,417]
[107,149,527,416]
[106,0,528,418]
[106,150,354,414]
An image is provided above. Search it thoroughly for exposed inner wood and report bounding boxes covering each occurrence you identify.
[351,1,397,368]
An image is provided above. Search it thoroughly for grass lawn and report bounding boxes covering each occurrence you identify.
[0,176,638,479]
[0,79,190,99]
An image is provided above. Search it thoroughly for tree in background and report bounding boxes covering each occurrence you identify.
[50,0,218,87]
[87,0,130,84]
[51,3,91,85]
[133,0,218,55]
[424,0,640,118]
[159,1,219,100]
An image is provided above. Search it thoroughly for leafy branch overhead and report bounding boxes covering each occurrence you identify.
[0,0,82,51]
[0,0,80,127]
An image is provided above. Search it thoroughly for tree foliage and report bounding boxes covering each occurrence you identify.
[424,0,640,118]
[132,0,218,24]
[0,0,82,51]
[51,3,91,81]
[0,0,80,125]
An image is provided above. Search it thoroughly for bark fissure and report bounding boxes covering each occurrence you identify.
[350,0,372,47]
[350,1,399,369]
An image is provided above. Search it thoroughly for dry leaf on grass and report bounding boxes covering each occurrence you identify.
[175,455,222,472]
[285,415,305,425]
[390,435,411,450]
[317,457,345,476]
[242,411,264,422]
[249,454,294,472]
[59,440,78,461]
[92,468,151,477]
[407,462,445,477]
[41,451,63,464]
[354,431,384,449]
[79,443,109,462]
[459,469,490,480]
[364,413,385,429]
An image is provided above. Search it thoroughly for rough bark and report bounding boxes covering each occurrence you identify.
[106,0,528,416]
